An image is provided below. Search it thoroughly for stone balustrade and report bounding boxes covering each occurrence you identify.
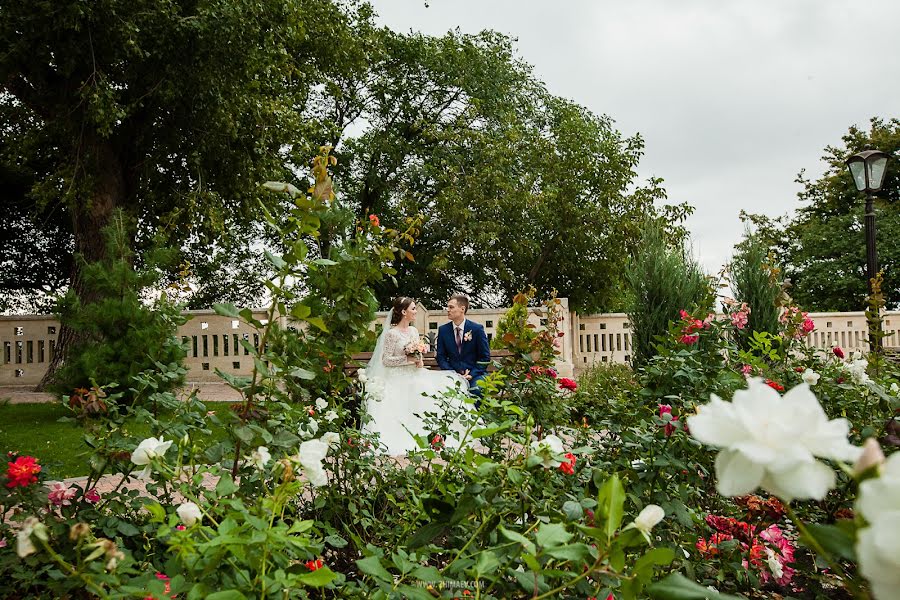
[3,301,899,386]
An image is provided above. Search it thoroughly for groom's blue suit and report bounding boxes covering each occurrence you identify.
[436,319,491,395]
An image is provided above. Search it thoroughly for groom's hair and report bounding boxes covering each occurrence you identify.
[449,294,469,313]
[390,296,416,325]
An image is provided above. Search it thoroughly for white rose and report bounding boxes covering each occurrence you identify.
[890,382,899,394]
[634,504,665,533]
[765,547,784,580]
[130,437,173,479]
[530,434,565,468]
[687,378,862,502]
[176,502,203,527]
[856,452,900,600]
[357,371,368,383]
[854,438,886,475]
[315,397,328,410]
[298,418,319,439]
[297,439,330,487]
[801,369,820,386]
[16,517,46,558]
[321,432,340,450]
[246,446,271,470]
[324,410,339,422]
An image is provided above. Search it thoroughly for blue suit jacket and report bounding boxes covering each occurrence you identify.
[436,320,490,378]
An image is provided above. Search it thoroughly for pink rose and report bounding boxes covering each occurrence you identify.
[48,482,77,506]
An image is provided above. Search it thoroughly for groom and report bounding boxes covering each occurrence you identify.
[436,294,491,396]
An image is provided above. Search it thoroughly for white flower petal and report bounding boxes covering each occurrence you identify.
[715,449,764,497]
[762,460,835,502]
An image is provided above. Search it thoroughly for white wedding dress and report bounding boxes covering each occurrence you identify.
[363,323,472,455]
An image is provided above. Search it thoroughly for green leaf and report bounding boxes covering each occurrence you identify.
[213,303,241,318]
[145,501,166,522]
[408,522,447,548]
[216,473,238,497]
[562,500,584,521]
[297,566,336,587]
[290,303,312,320]
[264,250,286,269]
[597,474,625,541]
[633,547,676,580]
[648,573,744,600]
[206,591,248,600]
[803,523,857,561]
[410,565,442,581]
[325,534,348,548]
[356,555,392,582]
[535,522,572,549]
[116,521,140,536]
[471,426,502,438]
[306,317,329,333]
[474,551,500,576]
[499,524,535,555]
[544,543,593,562]
[313,258,338,266]
[290,367,316,380]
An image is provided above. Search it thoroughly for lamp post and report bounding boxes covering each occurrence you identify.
[845,149,890,351]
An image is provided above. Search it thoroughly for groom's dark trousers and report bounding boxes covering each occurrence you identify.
[436,319,491,399]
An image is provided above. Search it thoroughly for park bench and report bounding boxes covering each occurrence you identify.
[344,349,514,375]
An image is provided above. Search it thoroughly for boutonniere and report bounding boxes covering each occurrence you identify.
[463,331,473,342]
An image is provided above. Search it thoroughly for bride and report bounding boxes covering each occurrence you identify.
[362,297,472,455]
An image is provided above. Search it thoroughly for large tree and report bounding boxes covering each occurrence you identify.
[745,118,900,311]
[0,0,360,383]
[314,28,685,312]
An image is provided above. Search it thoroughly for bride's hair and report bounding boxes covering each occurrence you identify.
[390,296,416,325]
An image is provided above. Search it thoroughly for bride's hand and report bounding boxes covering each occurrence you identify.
[416,358,425,368]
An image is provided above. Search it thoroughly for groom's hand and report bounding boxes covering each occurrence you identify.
[460,369,472,381]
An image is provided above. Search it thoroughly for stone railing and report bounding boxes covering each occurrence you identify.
[3,302,899,386]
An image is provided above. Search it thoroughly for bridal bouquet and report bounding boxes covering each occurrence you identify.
[403,340,428,360]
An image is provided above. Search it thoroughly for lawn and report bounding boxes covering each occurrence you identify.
[0,402,233,479]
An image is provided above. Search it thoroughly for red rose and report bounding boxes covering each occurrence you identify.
[833,346,845,359]
[558,452,577,475]
[558,377,577,391]
[368,214,380,227]
[765,379,784,392]
[305,558,324,571]
[5,455,41,488]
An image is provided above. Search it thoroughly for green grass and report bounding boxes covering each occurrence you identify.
[0,402,232,480]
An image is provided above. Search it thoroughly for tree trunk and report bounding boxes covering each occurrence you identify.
[35,133,125,391]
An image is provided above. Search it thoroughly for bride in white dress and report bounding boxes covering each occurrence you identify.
[363,297,472,455]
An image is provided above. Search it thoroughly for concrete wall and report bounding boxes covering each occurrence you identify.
[3,304,897,385]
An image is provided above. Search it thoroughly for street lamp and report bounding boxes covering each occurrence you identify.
[845,149,890,351]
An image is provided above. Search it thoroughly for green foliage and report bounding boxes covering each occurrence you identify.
[744,117,900,311]
[625,222,712,369]
[50,212,186,402]
[491,287,540,354]
[335,28,689,312]
[729,229,783,350]
[1,153,680,599]
[568,362,641,425]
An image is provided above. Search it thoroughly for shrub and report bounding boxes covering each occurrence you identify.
[730,229,783,351]
[568,362,640,425]
[50,212,186,404]
[625,222,712,369]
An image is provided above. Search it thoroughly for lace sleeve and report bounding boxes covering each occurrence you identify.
[381,329,411,367]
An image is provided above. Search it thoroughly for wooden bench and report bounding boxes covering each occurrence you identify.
[344,350,514,375]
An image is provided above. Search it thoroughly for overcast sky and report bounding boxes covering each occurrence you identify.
[370,0,900,274]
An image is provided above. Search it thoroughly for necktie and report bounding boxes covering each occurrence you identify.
[455,326,462,352]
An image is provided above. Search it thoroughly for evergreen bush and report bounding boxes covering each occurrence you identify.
[625,222,711,368]
[51,212,186,402]
[730,229,783,350]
